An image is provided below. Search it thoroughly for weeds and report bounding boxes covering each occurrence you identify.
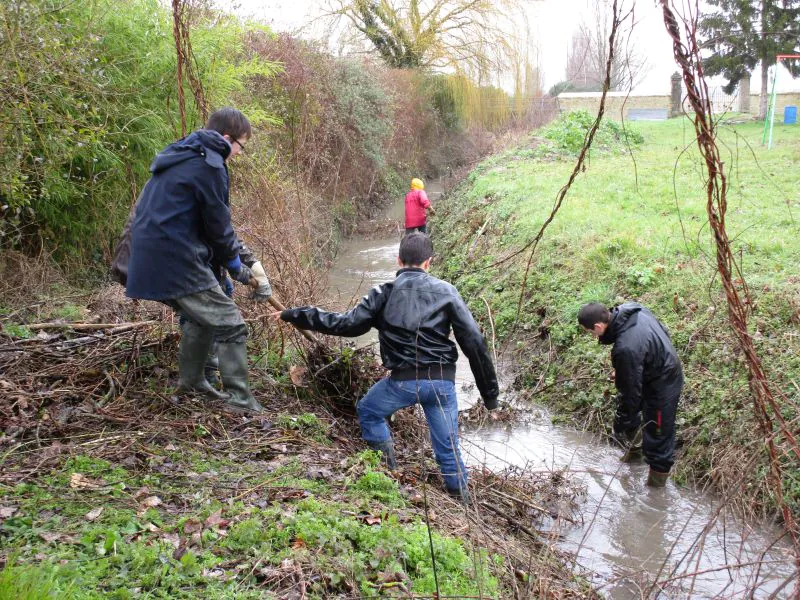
[539,110,644,156]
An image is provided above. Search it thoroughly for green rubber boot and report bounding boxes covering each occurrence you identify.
[217,341,263,414]
[646,468,670,488]
[204,348,220,387]
[178,323,228,400]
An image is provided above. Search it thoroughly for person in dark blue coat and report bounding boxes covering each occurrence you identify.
[126,107,267,413]
[578,302,683,487]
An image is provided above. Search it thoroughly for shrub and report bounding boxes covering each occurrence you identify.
[541,110,644,156]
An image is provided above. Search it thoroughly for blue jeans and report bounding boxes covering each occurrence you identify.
[357,377,466,493]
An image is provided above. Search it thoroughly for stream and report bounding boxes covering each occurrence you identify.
[324,181,796,599]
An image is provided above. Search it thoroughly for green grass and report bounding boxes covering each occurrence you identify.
[1,444,499,598]
[435,114,800,514]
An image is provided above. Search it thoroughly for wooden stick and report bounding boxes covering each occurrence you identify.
[23,320,159,332]
[468,217,491,259]
[265,296,319,344]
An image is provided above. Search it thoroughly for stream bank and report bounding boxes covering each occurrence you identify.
[0,180,587,597]
[325,178,797,598]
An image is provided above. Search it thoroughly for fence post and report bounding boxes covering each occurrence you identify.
[738,75,751,113]
[670,72,682,117]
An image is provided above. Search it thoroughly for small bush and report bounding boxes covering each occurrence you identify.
[540,110,644,156]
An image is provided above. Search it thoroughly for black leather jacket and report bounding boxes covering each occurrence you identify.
[281,268,499,406]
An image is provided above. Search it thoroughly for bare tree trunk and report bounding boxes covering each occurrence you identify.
[759,0,768,120]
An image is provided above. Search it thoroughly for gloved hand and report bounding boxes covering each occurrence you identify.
[221,277,234,298]
[611,401,637,447]
[226,256,252,285]
[611,420,640,448]
[249,260,272,302]
[618,427,644,462]
[483,395,499,411]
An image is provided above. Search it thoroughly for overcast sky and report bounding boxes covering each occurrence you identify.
[231,0,800,95]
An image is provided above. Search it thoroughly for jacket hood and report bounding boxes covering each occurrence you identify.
[150,129,231,174]
[599,302,643,345]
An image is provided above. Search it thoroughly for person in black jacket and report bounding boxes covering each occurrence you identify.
[578,302,683,487]
[277,233,499,503]
[126,108,270,414]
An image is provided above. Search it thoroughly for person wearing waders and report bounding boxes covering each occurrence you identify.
[578,302,683,487]
[125,107,272,414]
[276,233,499,503]
[404,178,435,235]
[113,227,266,388]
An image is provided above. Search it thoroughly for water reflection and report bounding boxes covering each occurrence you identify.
[461,419,795,598]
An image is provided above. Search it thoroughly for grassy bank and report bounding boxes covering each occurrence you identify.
[433,114,800,517]
[0,288,593,598]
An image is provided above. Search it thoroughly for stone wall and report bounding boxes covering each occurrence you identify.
[556,92,670,118]
[556,90,800,118]
[751,92,800,115]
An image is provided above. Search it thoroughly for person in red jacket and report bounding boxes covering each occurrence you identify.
[404,178,435,234]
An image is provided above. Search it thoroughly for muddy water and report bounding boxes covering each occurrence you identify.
[324,182,796,599]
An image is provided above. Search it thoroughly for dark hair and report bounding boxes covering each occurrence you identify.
[399,232,433,266]
[578,303,611,329]
[206,107,252,140]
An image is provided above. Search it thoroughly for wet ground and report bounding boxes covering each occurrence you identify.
[323,181,796,598]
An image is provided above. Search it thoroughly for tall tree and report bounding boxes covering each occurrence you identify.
[325,0,524,77]
[565,0,646,92]
[699,0,800,118]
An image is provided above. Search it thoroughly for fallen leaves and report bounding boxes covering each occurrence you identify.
[135,493,163,516]
[183,519,202,534]
[0,505,18,519]
[204,509,229,529]
[70,472,104,489]
[289,365,308,387]
[85,506,104,521]
[306,467,334,481]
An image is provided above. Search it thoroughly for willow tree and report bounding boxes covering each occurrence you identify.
[327,0,523,77]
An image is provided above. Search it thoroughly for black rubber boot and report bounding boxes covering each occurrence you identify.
[445,485,470,506]
[217,341,263,414]
[178,323,228,400]
[367,440,398,470]
[647,467,670,488]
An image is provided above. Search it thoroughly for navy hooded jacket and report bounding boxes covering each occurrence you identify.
[126,130,240,301]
